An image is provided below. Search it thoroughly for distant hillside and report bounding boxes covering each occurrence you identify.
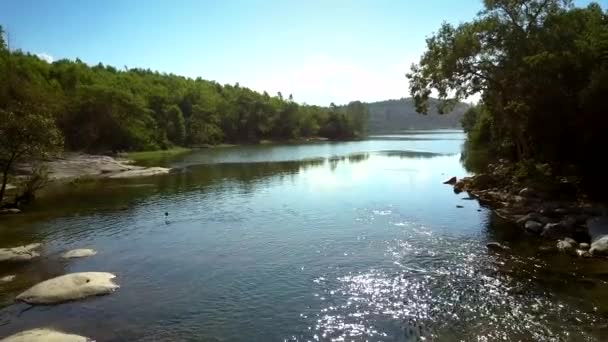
[367,98,469,132]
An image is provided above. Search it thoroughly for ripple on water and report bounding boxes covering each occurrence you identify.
[301,229,600,341]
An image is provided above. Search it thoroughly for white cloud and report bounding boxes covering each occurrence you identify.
[36,52,54,63]
[250,55,415,106]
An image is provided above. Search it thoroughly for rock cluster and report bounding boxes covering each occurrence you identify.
[446,163,607,258]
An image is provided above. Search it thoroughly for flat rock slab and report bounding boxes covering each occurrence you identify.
[0,243,42,262]
[0,328,90,342]
[61,248,97,259]
[17,272,118,304]
[108,167,170,179]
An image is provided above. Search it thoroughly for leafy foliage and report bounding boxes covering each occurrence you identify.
[408,1,608,197]
[0,24,368,155]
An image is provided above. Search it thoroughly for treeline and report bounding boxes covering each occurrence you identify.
[407,0,608,197]
[0,25,368,153]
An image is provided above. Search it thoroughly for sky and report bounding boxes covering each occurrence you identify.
[0,0,602,105]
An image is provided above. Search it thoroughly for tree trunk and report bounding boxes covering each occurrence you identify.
[0,152,16,205]
[0,168,8,205]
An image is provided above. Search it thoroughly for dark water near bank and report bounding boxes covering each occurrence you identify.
[0,130,607,341]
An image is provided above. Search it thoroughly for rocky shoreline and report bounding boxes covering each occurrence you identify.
[1,154,171,214]
[445,161,608,257]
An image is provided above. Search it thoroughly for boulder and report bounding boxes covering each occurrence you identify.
[579,243,590,250]
[487,242,510,251]
[16,272,119,304]
[557,239,575,252]
[472,174,495,190]
[0,328,90,342]
[517,212,550,226]
[524,220,543,234]
[541,219,577,240]
[590,236,608,256]
[563,237,578,246]
[443,176,457,185]
[0,275,16,283]
[575,249,592,258]
[453,180,466,193]
[0,243,42,262]
[61,248,97,259]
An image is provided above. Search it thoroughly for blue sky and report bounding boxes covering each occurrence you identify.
[0,0,603,105]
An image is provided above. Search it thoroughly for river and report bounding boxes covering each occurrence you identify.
[0,130,606,341]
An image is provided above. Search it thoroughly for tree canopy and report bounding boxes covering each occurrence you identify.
[407,0,608,196]
[0,24,368,154]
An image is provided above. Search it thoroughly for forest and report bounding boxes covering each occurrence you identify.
[407,0,608,197]
[0,24,368,154]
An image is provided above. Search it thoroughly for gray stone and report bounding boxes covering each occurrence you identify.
[0,243,42,262]
[61,248,97,259]
[0,328,90,342]
[517,212,550,226]
[524,220,543,234]
[590,235,608,256]
[16,272,119,304]
[563,237,578,246]
[579,243,590,250]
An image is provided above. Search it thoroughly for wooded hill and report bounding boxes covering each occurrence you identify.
[367,98,469,132]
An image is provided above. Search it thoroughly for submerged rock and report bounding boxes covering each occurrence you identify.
[16,272,118,304]
[0,275,16,283]
[487,242,510,251]
[443,176,457,185]
[0,243,42,262]
[590,236,608,256]
[61,248,97,259]
[0,328,90,342]
[524,220,544,234]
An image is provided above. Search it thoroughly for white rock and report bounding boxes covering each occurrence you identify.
[0,275,16,283]
[590,235,608,256]
[0,328,90,342]
[61,249,97,259]
[0,243,42,262]
[17,272,119,304]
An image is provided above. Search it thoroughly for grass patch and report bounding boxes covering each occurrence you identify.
[126,147,191,163]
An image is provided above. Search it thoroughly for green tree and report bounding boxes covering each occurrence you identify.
[408,0,608,195]
[0,105,63,204]
[166,105,186,145]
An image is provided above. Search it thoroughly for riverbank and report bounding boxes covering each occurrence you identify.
[446,160,608,256]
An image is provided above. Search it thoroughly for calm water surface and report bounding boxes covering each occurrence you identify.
[0,130,607,341]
